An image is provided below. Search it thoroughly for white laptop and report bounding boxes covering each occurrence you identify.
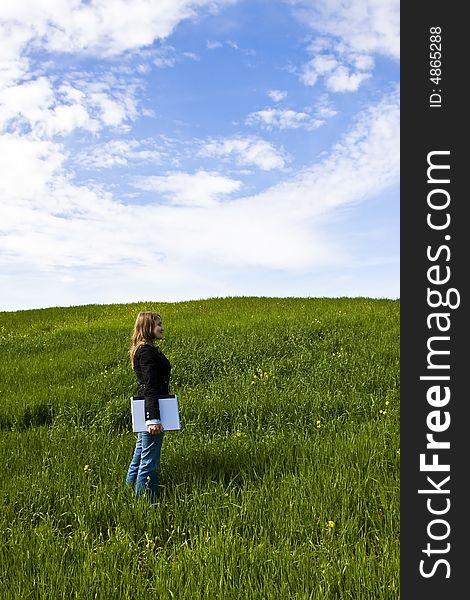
[131,395,180,432]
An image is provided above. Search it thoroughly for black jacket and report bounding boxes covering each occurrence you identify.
[133,343,171,421]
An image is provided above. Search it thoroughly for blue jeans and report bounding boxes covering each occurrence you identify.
[126,431,164,502]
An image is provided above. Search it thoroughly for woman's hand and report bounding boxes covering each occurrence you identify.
[148,423,164,435]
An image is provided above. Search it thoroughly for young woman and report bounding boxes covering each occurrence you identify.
[126,311,171,502]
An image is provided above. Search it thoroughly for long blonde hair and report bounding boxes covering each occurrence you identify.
[129,311,161,366]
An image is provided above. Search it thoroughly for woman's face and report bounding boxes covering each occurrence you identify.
[153,318,163,339]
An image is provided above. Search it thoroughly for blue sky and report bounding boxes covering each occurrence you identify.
[0,0,399,311]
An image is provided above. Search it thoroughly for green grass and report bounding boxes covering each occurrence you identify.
[0,297,399,599]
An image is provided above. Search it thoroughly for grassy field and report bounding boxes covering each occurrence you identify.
[0,297,400,599]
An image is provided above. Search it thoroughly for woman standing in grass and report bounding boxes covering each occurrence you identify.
[126,311,171,502]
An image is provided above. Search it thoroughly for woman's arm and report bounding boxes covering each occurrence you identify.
[138,345,162,422]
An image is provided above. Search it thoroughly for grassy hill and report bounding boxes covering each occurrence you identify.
[0,297,400,599]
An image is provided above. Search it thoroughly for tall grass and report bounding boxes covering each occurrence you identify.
[0,297,399,599]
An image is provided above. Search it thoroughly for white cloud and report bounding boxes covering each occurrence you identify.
[131,171,242,207]
[0,1,399,309]
[0,21,32,88]
[252,89,399,220]
[0,1,235,140]
[152,46,200,68]
[299,45,374,92]
[326,66,371,92]
[0,77,100,136]
[205,39,256,55]
[0,73,143,138]
[315,95,338,119]
[152,45,179,69]
[351,54,374,71]
[300,54,341,87]
[310,55,338,75]
[0,134,65,202]
[246,108,325,131]
[288,0,398,92]
[0,77,51,129]
[183,52,200,61]
[0,90,399,280]
[199,136,288,170]
[226,40,256,56]
[90,92,127,126]
[0,1,236,60]
[47,103,96,136]
[287,0,399,59]
[268,90,288,102]
[299,68,318,87]
[75,139,164,168]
